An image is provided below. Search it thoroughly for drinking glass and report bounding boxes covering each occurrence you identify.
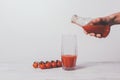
[61,34,77,70]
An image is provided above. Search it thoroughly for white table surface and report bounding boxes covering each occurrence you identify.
[0,61,120,80]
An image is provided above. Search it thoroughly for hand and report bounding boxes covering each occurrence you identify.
[84,29,102,38]
[72,12,120,38]
[85,16,114,38]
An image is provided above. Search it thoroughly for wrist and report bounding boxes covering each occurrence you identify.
[107,15,116,26]
[108,12,120,26]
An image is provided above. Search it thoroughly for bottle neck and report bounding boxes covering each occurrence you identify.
[71,15,92,27]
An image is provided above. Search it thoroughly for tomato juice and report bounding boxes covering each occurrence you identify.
[83,24,110,37]
[61,54,77,70]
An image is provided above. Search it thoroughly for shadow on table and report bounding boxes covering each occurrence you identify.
[75,61,120,70]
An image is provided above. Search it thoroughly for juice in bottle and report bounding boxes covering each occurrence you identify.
[83,24,110,37]
[61,54,77,69]
[71,15,110,38]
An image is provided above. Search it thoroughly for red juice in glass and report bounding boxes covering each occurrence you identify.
[61,54,77,70]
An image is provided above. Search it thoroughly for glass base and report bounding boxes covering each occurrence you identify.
[62,66,76,71]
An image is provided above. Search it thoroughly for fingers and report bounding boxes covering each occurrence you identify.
[88,33,102,38]
[88,17,109,25]
[90,33,102,38]
[88,18,102,25]
[84,30,102,38]
[96,34,102,38]
[89,33,95,36]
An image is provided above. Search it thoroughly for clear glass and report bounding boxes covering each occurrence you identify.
[61,34,77,70]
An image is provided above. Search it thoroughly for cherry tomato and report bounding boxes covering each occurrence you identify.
[39,61,44,64]
[51,60,57,68]
[39,62,46,69]
[45,61,52,69]
[33,61,39,68]
[56,60,62,67]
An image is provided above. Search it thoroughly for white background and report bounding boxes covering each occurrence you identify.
[1,0,120,80]
[0,0,120,63]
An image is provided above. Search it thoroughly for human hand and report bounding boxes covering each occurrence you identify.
[85,16,112,38]
[72,12,120,38]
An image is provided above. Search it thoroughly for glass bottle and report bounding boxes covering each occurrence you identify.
[71,15,110,38]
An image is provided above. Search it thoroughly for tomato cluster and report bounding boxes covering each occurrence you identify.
[33,60,62,69]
